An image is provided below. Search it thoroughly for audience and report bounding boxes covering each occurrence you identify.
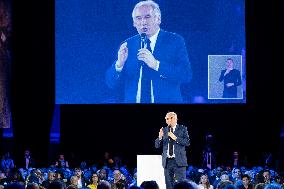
[140,181,159,189]
[0,152,283,189]
[173,179,199,189]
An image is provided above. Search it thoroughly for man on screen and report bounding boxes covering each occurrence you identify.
[106,0,192,103]
[155,112,190,189]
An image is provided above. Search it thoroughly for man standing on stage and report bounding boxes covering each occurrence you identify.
[155,112,190,189]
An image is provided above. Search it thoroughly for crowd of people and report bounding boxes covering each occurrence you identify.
[1,151,283,189]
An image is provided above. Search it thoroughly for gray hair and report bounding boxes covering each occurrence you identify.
[166,112,178,120]
[132,0,161,21]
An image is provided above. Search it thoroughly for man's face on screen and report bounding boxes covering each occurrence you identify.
[133,5,160,37]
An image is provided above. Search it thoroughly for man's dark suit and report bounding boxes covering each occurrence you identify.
[17,156,35,169]
[106,29,192,103]
[155,124,190,189]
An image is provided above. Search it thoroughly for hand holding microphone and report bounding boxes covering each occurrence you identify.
[137,33,158,70]
[168,126,177,141]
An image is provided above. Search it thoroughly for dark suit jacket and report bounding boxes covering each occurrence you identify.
[106,29,192,103]
[17,157,35,169]
[155,124,190,168]
[219,69,241,98]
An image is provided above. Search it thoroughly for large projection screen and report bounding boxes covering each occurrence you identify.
[56,0,246,104]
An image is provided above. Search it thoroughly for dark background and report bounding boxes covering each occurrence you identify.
[1,0,283,172]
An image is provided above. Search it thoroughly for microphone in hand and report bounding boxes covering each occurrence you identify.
[140,33,147,48]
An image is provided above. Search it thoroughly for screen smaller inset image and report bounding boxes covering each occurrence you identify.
[208,55,244,100]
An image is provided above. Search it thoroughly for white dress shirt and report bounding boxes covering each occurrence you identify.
[136,28,160,103]
[167,125,176,158]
